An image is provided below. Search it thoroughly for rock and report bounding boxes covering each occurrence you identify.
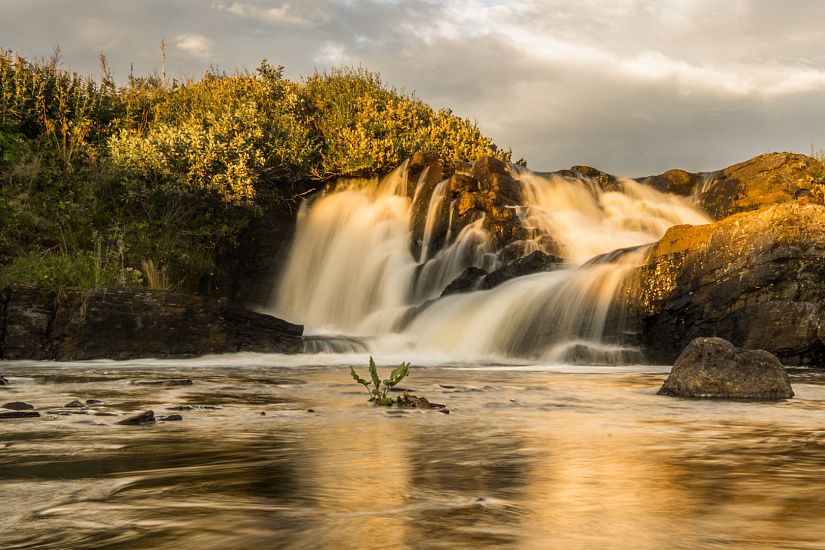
[48,288,303,360]
[1,286,54,360]
[697,153,823,219]
[167,405,219,411]
[0,410,40,419]
[478,250,563,290]
[638,168,703,197]
[441,267,487,297]
[637,153,823,220]
[131,379,193,387]
[158,414,182,421]
[0,287,304,361]
[658,338,794,400]
[639,203,825,366]
[2,401,34,411]
[571,165,619,191]
[93,412,118,417]
[408,155,528,262]
[64,400,85,408]
[0,377,9,385]
[117,410,156,425]
[85,399,104,405]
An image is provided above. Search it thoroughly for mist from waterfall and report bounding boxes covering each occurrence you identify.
[271,160,711,363]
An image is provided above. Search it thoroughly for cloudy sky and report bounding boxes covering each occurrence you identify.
[3,0,825,175]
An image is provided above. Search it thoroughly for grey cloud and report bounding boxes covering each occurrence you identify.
[1,0,824,175]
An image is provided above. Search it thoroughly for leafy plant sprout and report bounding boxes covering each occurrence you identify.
[350,356,410,406]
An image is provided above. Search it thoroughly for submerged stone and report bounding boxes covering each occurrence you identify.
[117,410,156,425]
[0,410,40,419]
[2,402,35,411]
[64,400,85,408]
[658,337,794,400]
[0,377,9,386]
[131,379,193,387]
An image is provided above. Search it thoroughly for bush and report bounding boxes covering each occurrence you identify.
[0,52,510,292]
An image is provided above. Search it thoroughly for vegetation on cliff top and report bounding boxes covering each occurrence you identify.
[0,50,509,293]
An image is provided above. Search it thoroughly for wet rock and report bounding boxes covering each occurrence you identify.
[307,409,316,413]
[478,250,563,290]
[0,287,304,361]
[2,401,34,411]
[408,155,528,262]
[2,286,54,360]
[571,165,619,191]
[158,414,183,421]
[638,168,703,197]
[167,405,219,411]
[64,400,85,408]
[441,267,487,297]
[117,410,156,425]
[131,379,193,387]
[0,410,40,419]
[85,399,104,406]
[0,376,9,385]
[639,203,825,366]
[658,338,794,400]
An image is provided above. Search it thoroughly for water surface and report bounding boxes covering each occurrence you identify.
[1,355,824,549]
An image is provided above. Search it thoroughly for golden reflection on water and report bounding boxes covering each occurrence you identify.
[1,364,825,549]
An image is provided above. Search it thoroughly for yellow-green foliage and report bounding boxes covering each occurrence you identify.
[304,67,508,178]
[0,52,510,291]
[110,62,316,204]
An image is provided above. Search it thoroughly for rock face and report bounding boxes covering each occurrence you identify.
[639,203,825,366]
[658,337,794,400]
[638,152,824,220]
[1,286,303,361]
[409,156,528,261]
[477,250,563,290]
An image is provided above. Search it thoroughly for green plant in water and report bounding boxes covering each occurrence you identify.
[350,356,410,406]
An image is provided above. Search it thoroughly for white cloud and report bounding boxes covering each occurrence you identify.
[214,1,318,27]
[173,33,215,60]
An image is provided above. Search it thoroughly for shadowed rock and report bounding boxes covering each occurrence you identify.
[441,267,487,297]
[478,251,563,290]
[658,338,793,400]
[118,410,156,425]
[639,203,825,366]
[2,402,34,411]
[0,410,40,419]
[131,379,193,387]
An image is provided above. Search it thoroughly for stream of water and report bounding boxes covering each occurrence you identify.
[1,356,825,549]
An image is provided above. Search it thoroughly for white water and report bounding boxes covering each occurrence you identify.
[271,161,711,363]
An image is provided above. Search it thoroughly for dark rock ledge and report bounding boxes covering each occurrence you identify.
[0,286,303,361]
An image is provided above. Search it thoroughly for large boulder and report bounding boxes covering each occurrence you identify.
[639,203,825,366]
[658,337,793,400]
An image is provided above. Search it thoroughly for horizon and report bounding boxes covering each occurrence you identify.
[4,0,825,176]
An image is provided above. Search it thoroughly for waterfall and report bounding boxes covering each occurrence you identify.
[270,159,711,363]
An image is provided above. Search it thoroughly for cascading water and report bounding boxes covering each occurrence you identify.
[270,160,711,364]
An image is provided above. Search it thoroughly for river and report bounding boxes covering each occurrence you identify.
[2,355,824,549]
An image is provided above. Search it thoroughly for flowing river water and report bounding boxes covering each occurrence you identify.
[2,356,825,549]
